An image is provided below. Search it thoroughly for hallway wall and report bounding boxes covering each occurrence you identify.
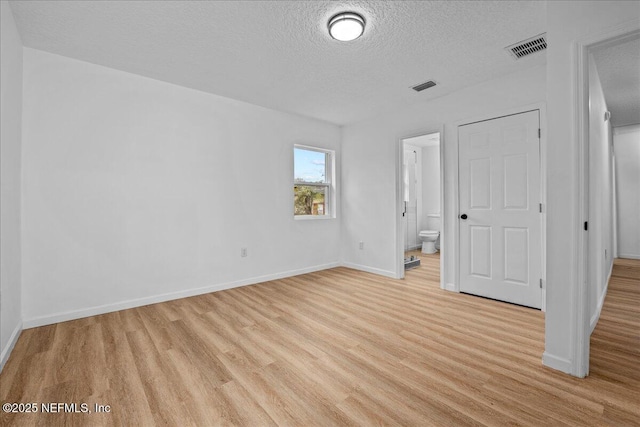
[614,124,640,259]
[587,54,615,332]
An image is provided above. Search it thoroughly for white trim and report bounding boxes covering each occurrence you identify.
[454,102,547,129]
[439,128,446,291]
[341,262,398,279]
[572,20,640,378]
[452,123,460,292]
[294,215,335,221]
[539,107,548,313]
[612,146,618,260]
[0,320,23,372]
[445,282,458,292]
[23,263,339,329]
[574,37,590,378]
[542,352,574,376]
[395,137,405,279]
[618,253,640,260]
[590,260,613,334]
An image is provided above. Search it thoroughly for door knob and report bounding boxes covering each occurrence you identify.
[460,214,468,220]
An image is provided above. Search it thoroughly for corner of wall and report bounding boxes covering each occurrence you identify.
[0,0,24,374]
[542,352,577,376]
[0,321,23,372]
[340,262,399,279]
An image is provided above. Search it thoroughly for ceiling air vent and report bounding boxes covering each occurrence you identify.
[411,80,436,92]
[505,33,547,59]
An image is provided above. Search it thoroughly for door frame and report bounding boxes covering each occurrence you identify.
[454,103,547,311]
[572,22,640,378]
[395,127,445,286]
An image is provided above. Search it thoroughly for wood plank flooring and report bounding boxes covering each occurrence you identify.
[1,255,638,426]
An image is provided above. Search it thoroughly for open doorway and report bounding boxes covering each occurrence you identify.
[400,132,442,278]
[572,25,640,377]
[590,33,640,265]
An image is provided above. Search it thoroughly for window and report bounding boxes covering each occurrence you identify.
[294,145,334,218]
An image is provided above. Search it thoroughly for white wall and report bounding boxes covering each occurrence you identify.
[0,1,24,371]
[21,48,341,327]
[587,55,615,332]
[544,0,639,376]
[421,144,441,229]
[341,64,546,279]
[614,124,640,259]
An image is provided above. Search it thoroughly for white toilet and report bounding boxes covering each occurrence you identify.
[419,214,441,254]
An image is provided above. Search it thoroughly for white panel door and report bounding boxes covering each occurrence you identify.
[459,111,542,309]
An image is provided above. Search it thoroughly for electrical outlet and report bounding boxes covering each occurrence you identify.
[241,248,247,257]
[359,241,364,250]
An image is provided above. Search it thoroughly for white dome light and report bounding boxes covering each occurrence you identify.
[328,12,365,42]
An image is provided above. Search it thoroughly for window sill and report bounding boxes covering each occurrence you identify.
[294,215,335,221]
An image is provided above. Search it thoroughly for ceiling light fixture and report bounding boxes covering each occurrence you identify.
[328,12,365,41]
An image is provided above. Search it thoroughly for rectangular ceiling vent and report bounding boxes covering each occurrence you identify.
[411,80,436,92]
[505,33,547,59]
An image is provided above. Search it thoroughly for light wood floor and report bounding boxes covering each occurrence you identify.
[1,256,639,426]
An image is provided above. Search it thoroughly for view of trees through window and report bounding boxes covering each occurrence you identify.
[293,185,326,215]
[294,147,329,216]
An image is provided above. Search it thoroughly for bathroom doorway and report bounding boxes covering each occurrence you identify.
[400,132,442,278]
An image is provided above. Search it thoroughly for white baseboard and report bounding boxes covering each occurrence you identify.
[1,320,23,373]
[618,253,640,260]
[340,262,398,279]
[542,351,573,375]
[590,260,613,334]
[23,262,340,329]
[444,282,457,292]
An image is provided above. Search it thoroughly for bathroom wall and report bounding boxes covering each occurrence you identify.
[403,140,441,242]
[613,124,640,259]
[420,144,441,232]
[21,48,341,327]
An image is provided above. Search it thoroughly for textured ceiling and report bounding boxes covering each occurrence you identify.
[592,36,640,128]
[9,0,547,125]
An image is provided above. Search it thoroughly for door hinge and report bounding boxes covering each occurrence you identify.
[584,221,588,231]
[540,278,543,289]
[539,203,543,213]
[538,128,541,138]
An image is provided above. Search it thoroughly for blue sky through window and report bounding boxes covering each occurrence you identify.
[294,148,326,183]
